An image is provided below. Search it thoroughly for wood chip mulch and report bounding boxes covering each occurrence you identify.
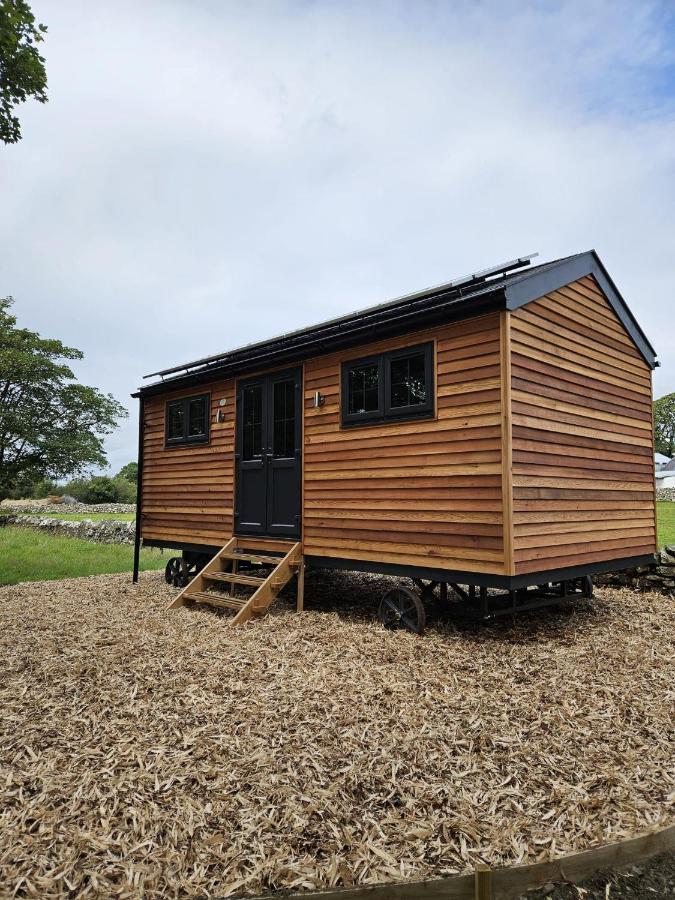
[0,571,673,898]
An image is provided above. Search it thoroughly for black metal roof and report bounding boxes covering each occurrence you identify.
[134,249,657,397]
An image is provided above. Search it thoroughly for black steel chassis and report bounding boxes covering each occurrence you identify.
[141,540,654,628]
[411,576,594,623]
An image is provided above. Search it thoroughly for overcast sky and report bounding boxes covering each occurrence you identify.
[2,0,675,473]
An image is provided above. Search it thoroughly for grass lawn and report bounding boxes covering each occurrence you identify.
[0,527,169,586]
[34,511,136,522]
[657,501,675,548]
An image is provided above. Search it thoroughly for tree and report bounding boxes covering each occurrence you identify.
[0,297,127,498]
[654,392,675,458]
[116,461,138,483]
[0,0,47,144]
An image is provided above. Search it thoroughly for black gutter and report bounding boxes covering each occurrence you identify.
[132,396,144,584]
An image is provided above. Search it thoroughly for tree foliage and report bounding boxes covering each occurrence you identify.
[0,0,47,144]
[654,392,675,458]
[0,297,127,498]
[116,461,138,483]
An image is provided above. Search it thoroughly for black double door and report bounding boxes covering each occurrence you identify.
[235,367,302,538]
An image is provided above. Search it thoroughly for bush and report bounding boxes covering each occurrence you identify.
[3,475,57,500]
[31,478,59,499]
[61,478,90,503]
[62,475,136,505]
[112,476,136,504]
[116,462,138,483]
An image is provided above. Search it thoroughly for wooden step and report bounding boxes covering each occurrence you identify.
[203,572,265,587]
[185,591,247,610]
[167,536,304,623]
[221,551,282,565]
[235,537,296,553]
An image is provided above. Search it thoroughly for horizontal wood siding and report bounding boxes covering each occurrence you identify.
[141,380,235,546]
[510,275,656,575]
[303,314,505,573]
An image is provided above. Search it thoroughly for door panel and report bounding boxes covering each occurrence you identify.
[236,380,267,534]
[235,368,302,538]
[266,373,302,536]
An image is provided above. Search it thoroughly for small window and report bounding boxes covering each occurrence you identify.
[341,342,433,427]
[165,393,210,446]
[342,355,384,425]
[385,345,433,419]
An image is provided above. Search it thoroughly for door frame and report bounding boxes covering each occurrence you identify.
[234,364,303,539]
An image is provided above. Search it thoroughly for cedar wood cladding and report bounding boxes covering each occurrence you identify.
[302,313,504,572]
[139,274,656,576]
[142,380,235,546]
[509,275,656,574]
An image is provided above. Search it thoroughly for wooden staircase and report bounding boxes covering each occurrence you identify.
[167,537,304,626]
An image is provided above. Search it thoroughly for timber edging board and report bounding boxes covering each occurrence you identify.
[247,823,674,900]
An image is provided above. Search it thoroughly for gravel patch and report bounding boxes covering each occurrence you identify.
[0,571,673,897]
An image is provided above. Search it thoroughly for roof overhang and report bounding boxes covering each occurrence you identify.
[133,250,657,399]
[133,287,508,398]
[503,250,657,368]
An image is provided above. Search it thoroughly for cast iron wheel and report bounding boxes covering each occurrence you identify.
[165,557,181,586]
[378,586,426,635]
[165,557,190,588]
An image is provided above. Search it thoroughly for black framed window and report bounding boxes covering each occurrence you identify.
[341,342,434,426]
[342,355,384,425]
[165,393,210,446]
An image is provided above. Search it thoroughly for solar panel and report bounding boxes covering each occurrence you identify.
[144,252,539,380]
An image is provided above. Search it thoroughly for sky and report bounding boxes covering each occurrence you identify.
[2,0,675,473]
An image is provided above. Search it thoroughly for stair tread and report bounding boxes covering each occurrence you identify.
[185,591,247,610]
[204,572,266,586]
[220,551,282,565]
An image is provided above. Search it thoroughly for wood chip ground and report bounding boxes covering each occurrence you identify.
[0,570,673,898]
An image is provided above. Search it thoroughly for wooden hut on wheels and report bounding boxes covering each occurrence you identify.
[132,251,658,632]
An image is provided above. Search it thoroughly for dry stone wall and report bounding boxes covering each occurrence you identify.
[595,547,674,594]
[0,514,135,545]
[0,500,135,515]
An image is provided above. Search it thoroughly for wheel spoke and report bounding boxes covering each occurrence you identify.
[379,586,425,634]
[401,614,419,632]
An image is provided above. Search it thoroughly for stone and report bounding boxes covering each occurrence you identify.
[5,513,135,545]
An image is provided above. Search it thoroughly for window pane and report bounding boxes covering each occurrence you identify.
[188,397,207,437]
[347,363,379,415]
[273,379,295,458]
[167,402,184,440]
[390,353,427,408]
[242,384,263,460]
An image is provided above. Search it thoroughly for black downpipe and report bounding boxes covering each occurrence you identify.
[132,397,144,583]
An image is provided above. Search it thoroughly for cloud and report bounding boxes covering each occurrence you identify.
[1,0,674,472]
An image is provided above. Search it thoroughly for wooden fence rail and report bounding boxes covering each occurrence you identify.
[250,823,674,900]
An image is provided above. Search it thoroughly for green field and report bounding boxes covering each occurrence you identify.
[657,501,675,549]
[0,527,168,586]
